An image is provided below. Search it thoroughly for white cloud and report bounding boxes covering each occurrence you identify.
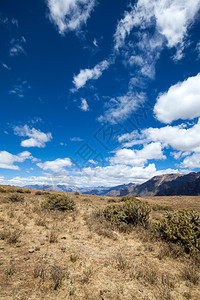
[154,73,200,123]
[77,163,179,186]
[154,0,200,48]
[73,59,110,89]
[0,150,32,170]
[46,0,96,34]
[1,62,11,71]
[14,125,52,148]
[120,119,200,153]
[1,163,180,187]
[110,143,165,167]
[114,0,200,53]
[37,157,73,172]
[79,98,89,111]
[88,159,97,165]
[181,153,200,169]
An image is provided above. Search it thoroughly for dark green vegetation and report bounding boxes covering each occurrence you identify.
[41,193,76,211]
[155,210,200,254]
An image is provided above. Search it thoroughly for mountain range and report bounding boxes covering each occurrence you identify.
[24,171,200,197]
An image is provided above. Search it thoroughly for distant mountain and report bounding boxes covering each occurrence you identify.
[105,172,200,197]
[24,171,200,197]
[24,184,114,195]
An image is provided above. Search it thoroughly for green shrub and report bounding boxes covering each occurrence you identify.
[24,189,31,194]
[103,199,151,228]
[35,190,42,195]
[74,191,79,195]
[155,209,200,254]
[107,198,117,203]
[41,194,76,211]
[16,188,24,193]
[8,193,24,202]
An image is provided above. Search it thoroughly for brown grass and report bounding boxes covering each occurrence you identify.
[0,186,199,299]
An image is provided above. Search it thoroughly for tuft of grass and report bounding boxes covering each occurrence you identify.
[70,254,78,263]
[48,230,58,243]
[152,204,173,211]
[0,228,21,244]
[181,263,199,285]
[50,265,66,290]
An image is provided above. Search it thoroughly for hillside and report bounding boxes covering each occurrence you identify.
[0,185,200,299]
[106,172,200,197]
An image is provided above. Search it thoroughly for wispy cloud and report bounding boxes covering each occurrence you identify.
[9,79,30,98]
[98,91,146,124]
[9,36,26,57]
[1,62,11,71]
[79,98,89,111]
[70,137,83,142]
[73,59,110,89]
[14,125,52,148]
[46,0,97,34]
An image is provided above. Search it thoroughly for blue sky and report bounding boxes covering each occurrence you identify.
[0,0,200,187]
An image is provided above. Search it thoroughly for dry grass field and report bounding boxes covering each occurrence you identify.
[0,186,200,300]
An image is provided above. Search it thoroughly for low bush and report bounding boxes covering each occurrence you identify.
[120,196,140,202]
[0,187,6,193]
[35,190,42,195]
[16,188,24,193]
[103,199,151,228]
[74,191,79,195]
[155,209,200,254]
[41,194,76,211]
[8,193,24,202]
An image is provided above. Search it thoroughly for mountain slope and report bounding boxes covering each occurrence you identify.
[106,172,200,197]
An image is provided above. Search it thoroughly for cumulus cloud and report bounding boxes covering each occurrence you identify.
[46,0,96,34]
[0,150,32,170]
[79,98,89,111]
[14,125,52,148]
[120,119,200,153]
[73,59,110,89]
[154,73,200,123]
[110,143,165,167]
[181,153,200,169]
[37,157,73,172]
